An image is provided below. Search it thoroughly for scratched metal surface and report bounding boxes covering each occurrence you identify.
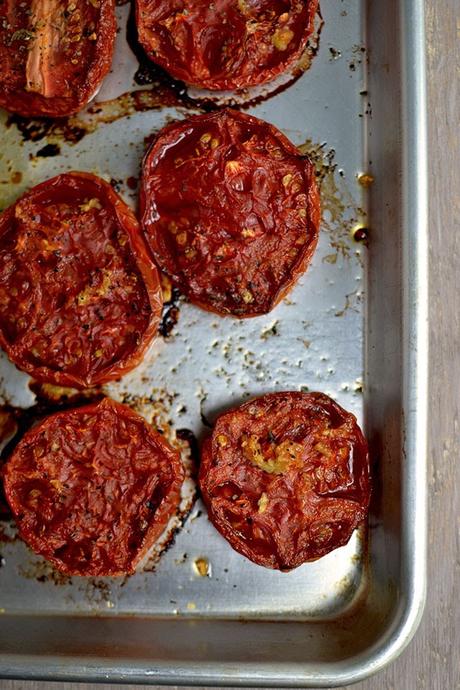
[0,0,368,620]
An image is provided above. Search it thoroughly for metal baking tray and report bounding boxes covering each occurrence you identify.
[0,0,428,685]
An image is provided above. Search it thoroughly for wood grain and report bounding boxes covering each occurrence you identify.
[0,1,458,689]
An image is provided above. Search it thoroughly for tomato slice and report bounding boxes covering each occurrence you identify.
[0,172,162,388]
[0,0,116,117]
[3,397,184,576]
[135,0,319,90]
[199,392,370,570]
[140,109,320,317]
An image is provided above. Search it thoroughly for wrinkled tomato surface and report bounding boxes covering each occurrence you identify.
[3,397,184,576]
[0,0,115,117]
[0,172,162,388]
[136,0,319,90]
[141,109,320,317]
[199,392,370,570]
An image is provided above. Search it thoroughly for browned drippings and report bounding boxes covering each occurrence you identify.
[6,113,87,145]
[299,139,367,265]
[35,143,61,158]
[0,522,17,543]
[28,381,103,407]
[6,5,323,146]
[159,286,183,339]
[18,559,73,586]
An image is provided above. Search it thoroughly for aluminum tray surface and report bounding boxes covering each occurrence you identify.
[0,0,428,686]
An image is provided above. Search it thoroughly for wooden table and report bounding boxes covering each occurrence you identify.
[1,1,458,688]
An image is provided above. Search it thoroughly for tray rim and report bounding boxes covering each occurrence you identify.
[0,0,428,685]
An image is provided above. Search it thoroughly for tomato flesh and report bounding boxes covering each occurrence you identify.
[199,392,370,570]
[136,0,319,90]
[3,397,184,576]
[0,0,116,117]
[141,109,320,317]
[0,172,162,388]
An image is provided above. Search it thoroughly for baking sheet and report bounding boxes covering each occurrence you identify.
[0,0,428,685]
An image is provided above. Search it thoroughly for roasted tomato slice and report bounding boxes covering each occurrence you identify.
[199,392,370,570]
[0,172,162,388]
[3,397,184,576]
[0,0,115,117]
[135,0,319,91]
[141,110,320,317]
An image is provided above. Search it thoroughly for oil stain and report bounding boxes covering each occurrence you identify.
[335,288,363,318]
[299,139,367,263]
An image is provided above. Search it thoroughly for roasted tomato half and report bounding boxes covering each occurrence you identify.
[0,172,163,388]
[3,397,184,576]
[199,392,370,570]
[0,0,116,117]
[141,109,320,317]
[135,0,319,91]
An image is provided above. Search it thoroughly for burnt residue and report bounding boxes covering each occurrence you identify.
[141,491,199,572]
[110,178,123,193]
[4,81,200,148]
[128,31,323,115]
[5,7,323,146]
[0,490,11,520]
[349,44,367,73]
[159,286,182,338]
[28,381,104,408]
[142,500,196,573]
[176,428,200,480]
[0,522,17,543]
[19,559,73,586]
[0,404,40,518]
[6,113,87,145]
[35,143,61,158]
[198,393,213,429]
[84,578,112,605]
[329,47,342,60]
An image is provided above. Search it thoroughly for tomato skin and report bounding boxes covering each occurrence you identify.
[140,109,320,318]
[0,172,163,389]
[0,0,116,117]
[3,397,184,576]
[135,0,319,91]
[199,392,370,570]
